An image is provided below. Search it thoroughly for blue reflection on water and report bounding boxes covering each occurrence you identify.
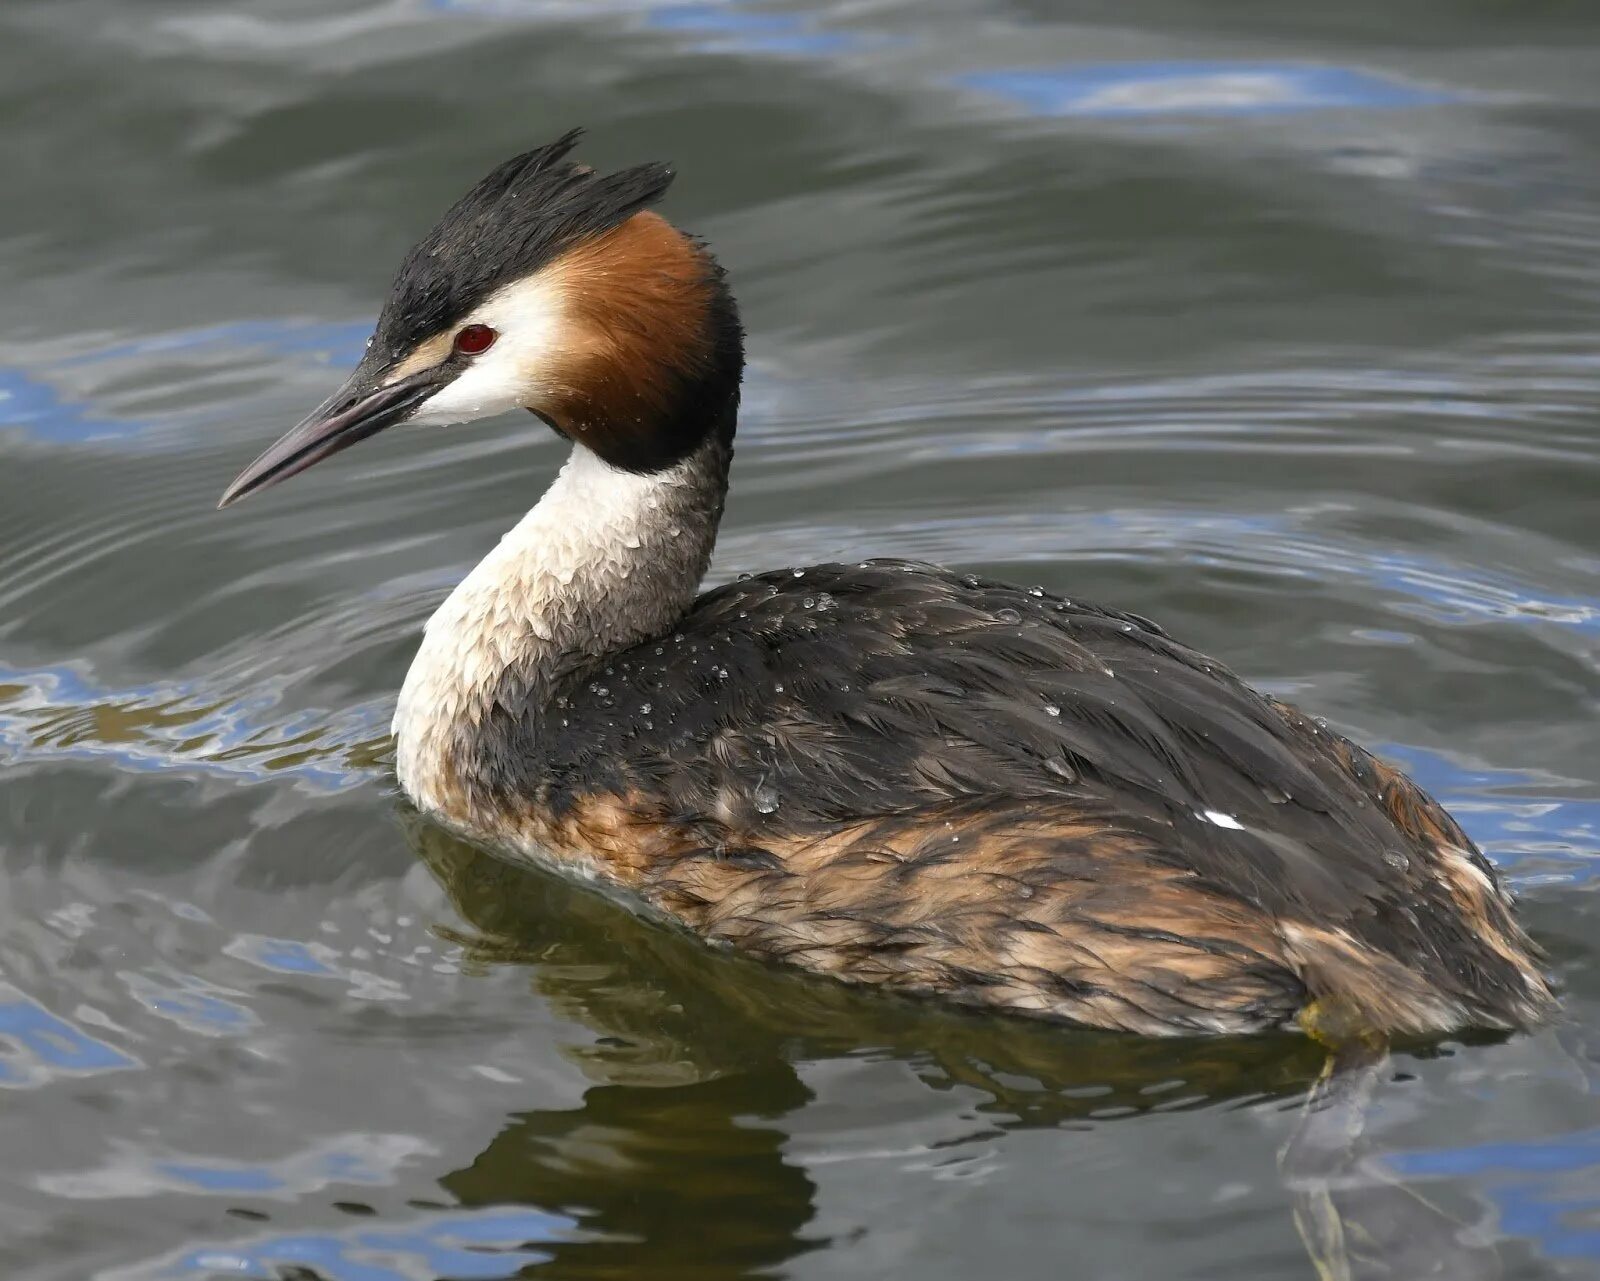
[227,935,341,977]
[644,3,859,55]
[1067,508,1600,636]
[1388,1128,1600,1260]
[0,319,370,445]
[122,970,257,1037]
[0,983,140,1087]
[43,1131,438,1202]
[429,0,863,55]
[1377,743,1600,887]
[0,368,129,443]
[123,1205,571,1281]
[1364,547,1600,637]
[0,661,390,792]
[60,319,371,370]
[960,61,1457,118]
[1394,1128,1600,1178]
[157,1163,286,1194]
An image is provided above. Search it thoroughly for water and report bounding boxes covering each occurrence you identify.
[2,2,1599,1277]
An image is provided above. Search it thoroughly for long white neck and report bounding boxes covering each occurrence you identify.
[393,437,727,821]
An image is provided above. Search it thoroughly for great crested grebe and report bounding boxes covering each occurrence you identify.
[221,133,1553,1039]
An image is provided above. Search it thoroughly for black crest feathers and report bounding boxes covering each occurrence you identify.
[374,130,676,356]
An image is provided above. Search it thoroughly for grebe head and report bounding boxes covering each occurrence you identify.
[219,130,742,508]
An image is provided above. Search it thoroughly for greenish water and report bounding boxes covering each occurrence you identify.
[2,2,1599,1278]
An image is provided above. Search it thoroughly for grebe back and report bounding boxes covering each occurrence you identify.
[220,132,1553,1039]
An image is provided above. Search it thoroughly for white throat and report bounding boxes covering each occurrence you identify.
[393,438,724,821]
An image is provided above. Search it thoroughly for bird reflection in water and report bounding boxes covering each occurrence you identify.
[402,810,1505,1281]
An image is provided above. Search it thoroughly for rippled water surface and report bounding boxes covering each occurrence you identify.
[3,2,1600,1277]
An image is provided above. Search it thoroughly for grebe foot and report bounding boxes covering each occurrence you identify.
[1281,1000,1501,1281]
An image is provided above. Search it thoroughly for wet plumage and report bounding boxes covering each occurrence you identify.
[473,559,1550,1035]
[221,133,1554,1039]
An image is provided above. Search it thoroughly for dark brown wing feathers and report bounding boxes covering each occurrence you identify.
[475,560,1551,1035]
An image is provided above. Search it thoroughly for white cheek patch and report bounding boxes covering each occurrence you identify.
[406,272,569,428]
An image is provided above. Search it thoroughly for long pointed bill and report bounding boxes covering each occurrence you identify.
[218,360,451,509]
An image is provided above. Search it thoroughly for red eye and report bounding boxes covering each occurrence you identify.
[454,323,497,355]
